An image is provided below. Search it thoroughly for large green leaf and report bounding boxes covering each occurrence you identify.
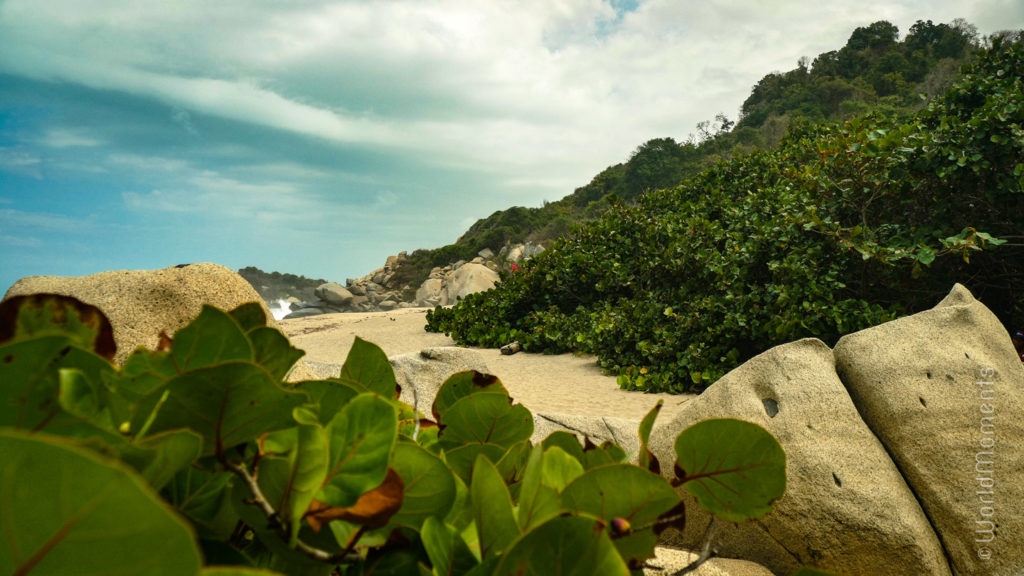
[249,327,305,382]
[390,442,457,529]
[421,516,479,576]
[261,411,329,546]
[165,466,238,540]
[432,371,509,421]
[293,379,360,426]
[516,446,582,532]
[337,336,399,398]
[470,455,519,561]
[0,293,115,360]
[201,568,286,576]
[319,393,398,508]
[0,337,85,430]
[493,516,630,576]
[0,430,202,576]
[438,392,533,450]
[444,443,506,485]
[541,431,585,465]
[561,464,680,566]
[125,428,205,490]
[228,302,269,333]
[171,305,253,371]
[132,362,308,455]
[673,418,786,522]
[637,400,662,473]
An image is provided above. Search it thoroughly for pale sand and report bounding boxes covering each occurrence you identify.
[280,307,694,422]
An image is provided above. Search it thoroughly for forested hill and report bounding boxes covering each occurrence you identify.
[391,19,983,284]
[427,31,1024,394]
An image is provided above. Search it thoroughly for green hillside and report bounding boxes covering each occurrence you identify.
[427,33,1024,394]
[391,20,983,288]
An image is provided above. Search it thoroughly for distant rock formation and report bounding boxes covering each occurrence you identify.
[281,242,545,318]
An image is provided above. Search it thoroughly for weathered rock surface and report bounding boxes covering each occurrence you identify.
[390,347,490,411]
[834,284,1024,576]
[443,262,499,304]
[531,413,641,454]
[648,338,950,576]
[3,263,272,365]
[315,282,354,306]
[644,548,774,576]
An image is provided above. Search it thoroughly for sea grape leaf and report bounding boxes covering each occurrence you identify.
[111,347,178,402]
[0,293,115,360]
[516,446,572,532]
[389,441,457,530]
[128,428,204,490]
[165,465,238,540]
[228,302,269,333]
[438,392,533,450]
[171,305,253,371]
[0,430,202,576]
[637,400,663,474]
[293,379,360,426]
[319,393,398,508]
[305,468,404,532]
[673,418,786,523]
[131,361,308,455]
[541,431,585,465]
[494,439,532,486]
[249,326,305,382]
[200,567,287,576]
[338,336,399,398]
[493,516,630,576]
[432,370,508,421]
[561,463,681,566]
[470,455,519,561]
[421,516,479,576]
[275,416,330,545]
[443,443,506,485]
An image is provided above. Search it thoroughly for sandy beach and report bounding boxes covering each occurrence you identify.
[280,307,694,422]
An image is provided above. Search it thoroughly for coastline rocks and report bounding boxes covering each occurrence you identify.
[2,263,271,366]
[648,338,949,576]
[315,282,354,306]
[834,284,1024,576]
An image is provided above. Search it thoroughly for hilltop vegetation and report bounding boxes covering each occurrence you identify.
[389,19,986,288]
[427,33,1024,393]
[237,266,326,302]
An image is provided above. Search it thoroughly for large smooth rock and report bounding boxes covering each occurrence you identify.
[443,263,499,304]
[648,338,949,576]
[644,548,773,576]
[390,347,490,412]
[834,284,1024,576]
[415,278,444,307]
[315,282,354,306]
[531,412,641,454]
[3,263,272,365]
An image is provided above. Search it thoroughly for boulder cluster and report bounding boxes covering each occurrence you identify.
[282,242,544,318]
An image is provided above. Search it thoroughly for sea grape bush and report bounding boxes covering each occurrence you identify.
[426,37,1023,393]
[0,294,813,575]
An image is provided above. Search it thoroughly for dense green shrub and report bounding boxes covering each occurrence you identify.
[427,38,1023,393]
[0,294,802,575]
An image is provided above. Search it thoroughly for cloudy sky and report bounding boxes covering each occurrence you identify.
[1,1,1022,293]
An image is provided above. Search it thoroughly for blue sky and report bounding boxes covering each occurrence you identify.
[2,1,1022,293]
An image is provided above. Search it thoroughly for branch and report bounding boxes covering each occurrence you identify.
[221,458,362,565]
[670,517,718,576]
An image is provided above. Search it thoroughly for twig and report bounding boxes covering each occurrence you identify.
[221,457,362,565]
[669,517,717,576]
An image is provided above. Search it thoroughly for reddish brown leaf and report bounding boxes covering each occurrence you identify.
[305,468,404,531]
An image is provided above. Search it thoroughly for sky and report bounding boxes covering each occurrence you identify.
[2,1,1023,294]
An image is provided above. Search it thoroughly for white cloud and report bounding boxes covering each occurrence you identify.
[0,148,42,178]
[38,128,103,148]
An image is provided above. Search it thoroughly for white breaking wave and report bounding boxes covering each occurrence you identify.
[269,298,293,321]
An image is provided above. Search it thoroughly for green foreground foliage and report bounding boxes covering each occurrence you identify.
[427,37,1024,393]
[0,294,802,575]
